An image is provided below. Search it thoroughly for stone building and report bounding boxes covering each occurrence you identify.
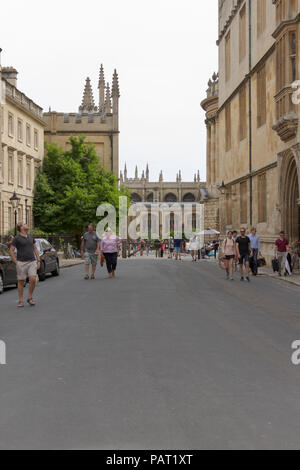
[43,65,120,177]
[0,64,45,236]
[121,164,206,203]
[201,0,300,262]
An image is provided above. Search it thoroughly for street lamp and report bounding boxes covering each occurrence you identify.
[219,181,227,195]
[10,191,21,236]
[25,199,28,225]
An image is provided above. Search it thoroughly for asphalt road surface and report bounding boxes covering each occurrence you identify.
[0,258,300,450]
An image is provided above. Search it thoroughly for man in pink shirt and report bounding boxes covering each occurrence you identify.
[275,231,289,277]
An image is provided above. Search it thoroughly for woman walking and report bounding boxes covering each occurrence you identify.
[221,231,237,281]
[189,235,199,262]
[100,228,122,278]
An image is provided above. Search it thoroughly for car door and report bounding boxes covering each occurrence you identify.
[0,244,17,285]
[41,240,56,272]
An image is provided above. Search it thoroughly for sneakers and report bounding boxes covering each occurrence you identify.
[246,277,250,282]
[240,277,244,282]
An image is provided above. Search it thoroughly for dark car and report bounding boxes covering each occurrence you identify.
[35,239,60,281]
[0,243,17,294]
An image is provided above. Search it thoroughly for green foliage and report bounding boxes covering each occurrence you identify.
[33,136,129,235]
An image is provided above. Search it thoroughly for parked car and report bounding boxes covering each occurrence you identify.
[0,243,17,294]
[35,239,60,281]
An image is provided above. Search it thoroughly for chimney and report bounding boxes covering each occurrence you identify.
[2,67,18,87]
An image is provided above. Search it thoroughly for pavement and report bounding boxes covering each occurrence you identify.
[0,257,300,450]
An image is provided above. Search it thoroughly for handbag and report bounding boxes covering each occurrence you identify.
[257,257,266,268]
[272,258,279,273]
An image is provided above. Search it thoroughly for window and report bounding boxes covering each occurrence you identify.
[257,0,266,37]
[239,84,247,141]
[240,181,248,224]
[290,32,297,83]
[34,129,38,150]
[17,120,23,142]
[18,158,23,186]
[8,114,14,136]
[26,161,31,189]
[226,192,232,226]
[239,4,246,61]
[26,125,31,146]
[276,35,285,92]
[258,173,267,223]
[8,150,14,184]
[225,31,231,82]
[257,65,266,128]
[225,103,231,151]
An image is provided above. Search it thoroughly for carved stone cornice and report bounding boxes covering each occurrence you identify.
[272,114,298,142]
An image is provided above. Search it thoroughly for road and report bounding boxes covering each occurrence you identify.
[0,257,300,450]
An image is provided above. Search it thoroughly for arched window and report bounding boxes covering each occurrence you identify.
[164,193,177,203]
[147,193,154,202]
[183,193,196,203]
[131,193,142,203]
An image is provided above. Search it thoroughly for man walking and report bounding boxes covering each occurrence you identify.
[248,227,262,276]
[236,228,252,282]
[10,222,41,308]
[174,238,182,261]
[275,231,289,277]
[81,224,101,280]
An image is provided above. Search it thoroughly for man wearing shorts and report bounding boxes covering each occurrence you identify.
[236,228,252,282]
[174,238,182,261]
[10,222,41,308]
[81,224,101,280]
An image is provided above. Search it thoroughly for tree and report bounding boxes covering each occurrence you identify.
[33,136,129,236]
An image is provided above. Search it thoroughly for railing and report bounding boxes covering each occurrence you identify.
[5,81,44,120]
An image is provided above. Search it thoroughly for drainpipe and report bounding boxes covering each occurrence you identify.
[110,134,113,173]
[248,0,253,226]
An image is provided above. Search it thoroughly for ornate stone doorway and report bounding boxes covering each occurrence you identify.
[282,155,300,244]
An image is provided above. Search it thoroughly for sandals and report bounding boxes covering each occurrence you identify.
[18,301,24,308]
[27,299,36,307]
[84,275,89,280]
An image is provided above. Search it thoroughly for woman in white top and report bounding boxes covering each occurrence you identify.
[221,231,237,280]
[189,235,199,262]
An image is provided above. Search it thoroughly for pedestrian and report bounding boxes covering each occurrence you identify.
[189,235,199,262]
[248,227,262,276]
[221,231,237,281]
[160,240,165,258]
[174,238,182,260]
[275,231,289,277]
[236,228,252,282]
[146,240,151,256]
[100,228,122,278]
[154,239,161,258]
[9,222,41,308]
[213,239,220,259]
[168,237,174,259]
[140,239,145,256]
[81,224,101,280]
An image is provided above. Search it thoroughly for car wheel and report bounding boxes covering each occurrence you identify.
[38,262,46,282]
[52,259,60,277]
[0,272,4,294]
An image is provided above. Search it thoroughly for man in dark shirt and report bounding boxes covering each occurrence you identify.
[236,228,253,282]
[10,222,41,307]
[275,231,289,276]
[80,224,101,280]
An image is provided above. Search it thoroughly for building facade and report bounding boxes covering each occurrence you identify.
[201,0,300,262]
[0,65,45,236]
[43,65,120,178]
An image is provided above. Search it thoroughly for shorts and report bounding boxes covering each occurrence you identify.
[225,255,235,260]
[16,260,37,281]
[239,253,250,265]
[85,252,99,266]
[174,247,181,253]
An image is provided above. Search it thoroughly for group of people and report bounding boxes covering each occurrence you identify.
[221,227,291,281]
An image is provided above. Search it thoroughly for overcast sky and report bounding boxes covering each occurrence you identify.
[1,0,218,182]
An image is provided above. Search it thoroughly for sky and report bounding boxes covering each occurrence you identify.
[0,0,218,182]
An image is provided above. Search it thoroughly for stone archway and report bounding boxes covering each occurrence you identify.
[282,154,300,244]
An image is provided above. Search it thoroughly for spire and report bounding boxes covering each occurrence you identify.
[178,170,182,182]
[142,170,145,181]
[159,171,163,183]
[135,165,138,179]
[194,174,197,183]
[79,77,96,112]
[124,163,127,181]
[120,171,123,183]
[98,64,105,109]
[197,170,200,182]
[146,164,149,182]
[104,82,112,114]
[112,69,120,98]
